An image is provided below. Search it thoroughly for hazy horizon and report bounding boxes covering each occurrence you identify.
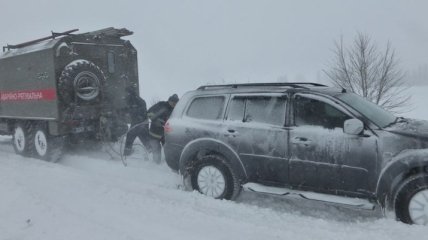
[1,0,427,101]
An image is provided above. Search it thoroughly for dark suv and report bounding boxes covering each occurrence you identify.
[164,82,428,225]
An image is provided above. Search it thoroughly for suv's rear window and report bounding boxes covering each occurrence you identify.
[186,96,225,120]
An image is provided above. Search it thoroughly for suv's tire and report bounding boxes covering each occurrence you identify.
[58,59,105,104]
[32,124,64,162]
[393,174,428,225]
[12,122,34,156]
[188,155,241,200]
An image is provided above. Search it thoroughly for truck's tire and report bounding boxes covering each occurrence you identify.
[58,60,105,104]
[32,125,64,162]
[12,122,34,156]
[188,155,241,200]
[393,174,428,225]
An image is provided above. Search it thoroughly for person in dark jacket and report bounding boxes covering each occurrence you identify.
[124,86,150,156]
[147,94,179,164]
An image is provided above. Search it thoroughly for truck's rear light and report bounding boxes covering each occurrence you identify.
[164,121,172,133]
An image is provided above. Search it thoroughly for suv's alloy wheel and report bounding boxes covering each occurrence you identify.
[408,189,428,225]
[189,155,241,200]
[394,174,428,225]
[197,166,226,198]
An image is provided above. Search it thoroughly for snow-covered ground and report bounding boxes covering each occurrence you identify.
[1,86,428,240]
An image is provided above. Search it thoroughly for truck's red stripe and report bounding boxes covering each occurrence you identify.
[0,89,57,101]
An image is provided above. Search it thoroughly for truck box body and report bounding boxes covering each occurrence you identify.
[0,28,138,139]
[0,39,59,120]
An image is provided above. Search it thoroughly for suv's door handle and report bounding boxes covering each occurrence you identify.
[224,129,239,137]
[291,137,311,146]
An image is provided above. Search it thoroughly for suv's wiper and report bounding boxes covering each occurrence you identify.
[396,117,407,123]
[384,117,406,128]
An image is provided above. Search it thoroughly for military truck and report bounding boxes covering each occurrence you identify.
[0,28,139,161]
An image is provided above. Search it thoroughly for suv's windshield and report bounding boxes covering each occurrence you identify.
[337,93,396,128]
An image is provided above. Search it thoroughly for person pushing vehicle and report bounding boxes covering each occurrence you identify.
[147,94,179,164]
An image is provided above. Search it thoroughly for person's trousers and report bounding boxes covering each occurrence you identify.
[125,123,150,150]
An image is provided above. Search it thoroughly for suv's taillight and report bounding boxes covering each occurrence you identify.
[164,120,172,134]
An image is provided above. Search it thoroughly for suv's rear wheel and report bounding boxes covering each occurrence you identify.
[189,155,241,200]
[393,174,428,225]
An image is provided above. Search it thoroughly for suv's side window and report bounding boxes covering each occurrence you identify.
[228,96,286,126]
[228,97,245,121]
[294,95,350,129]
[187,96,225,120]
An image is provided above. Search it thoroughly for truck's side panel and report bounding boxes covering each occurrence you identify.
[0,48,59,120]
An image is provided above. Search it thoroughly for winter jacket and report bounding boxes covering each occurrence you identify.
[147,101,174,139]
[126,94,147,125]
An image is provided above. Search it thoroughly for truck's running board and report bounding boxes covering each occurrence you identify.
[243,183,376,210]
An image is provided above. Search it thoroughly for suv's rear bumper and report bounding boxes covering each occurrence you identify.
[164,142,183,172]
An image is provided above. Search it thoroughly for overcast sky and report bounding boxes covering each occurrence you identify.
[1,0,427,101]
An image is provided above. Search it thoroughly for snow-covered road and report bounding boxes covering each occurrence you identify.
[1,136,427,240]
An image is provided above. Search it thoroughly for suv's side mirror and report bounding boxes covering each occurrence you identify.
[344,119,364,135]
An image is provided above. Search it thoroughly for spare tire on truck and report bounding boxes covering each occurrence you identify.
[58,59,105,104]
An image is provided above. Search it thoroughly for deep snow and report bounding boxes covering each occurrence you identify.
[1,86,428,240]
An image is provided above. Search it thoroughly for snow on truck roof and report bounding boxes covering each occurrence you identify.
[0,28,133,59]
[0,38,61,59]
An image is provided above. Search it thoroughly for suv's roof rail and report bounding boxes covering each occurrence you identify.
[197,82,327,90]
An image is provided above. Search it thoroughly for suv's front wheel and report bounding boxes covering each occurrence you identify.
[393,174,428,225]
[188,155,241,200]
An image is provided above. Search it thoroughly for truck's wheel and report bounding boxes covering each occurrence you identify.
[12,123,33,156]
[188,155,241,200]
[393,174,428,225]
[58,59,105,104]
[33,125,64,162]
